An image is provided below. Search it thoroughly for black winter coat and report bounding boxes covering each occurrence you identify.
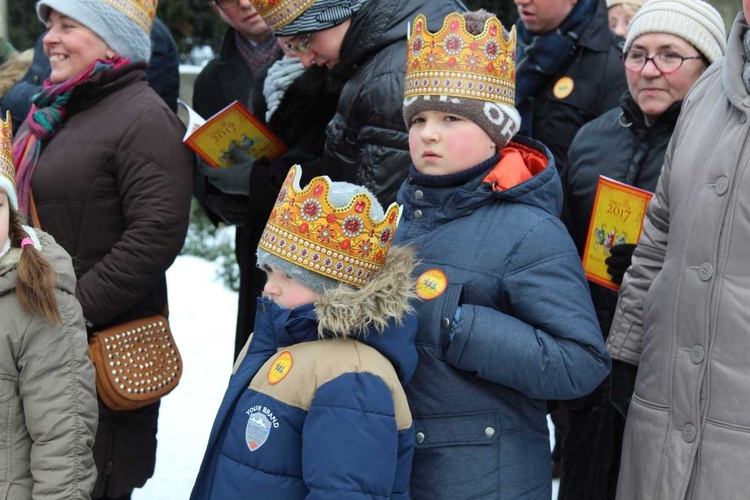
[557,93,680,500]
[516,0,627,174]
[321,0,467,205]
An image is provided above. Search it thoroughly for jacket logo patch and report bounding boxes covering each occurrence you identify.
[416,268,448,300]
[553,76,574,100]
[245,410,273,452]
[267,350,293,385]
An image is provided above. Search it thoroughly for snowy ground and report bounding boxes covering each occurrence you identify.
[132,254,560,499]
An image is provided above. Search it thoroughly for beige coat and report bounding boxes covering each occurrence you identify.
[607,13,750,500]
[0,229,97,499]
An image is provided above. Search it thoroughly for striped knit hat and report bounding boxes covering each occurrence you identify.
[250,0,367,37]
[606,0,644,9]
[624,0,726,64]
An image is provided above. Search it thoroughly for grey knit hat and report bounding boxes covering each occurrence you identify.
[623,0,727,64]
[255,0,368,37]
[257,179,386,294]
[37,0,154,62]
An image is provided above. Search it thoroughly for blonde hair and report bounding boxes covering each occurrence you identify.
[8,207,62,324]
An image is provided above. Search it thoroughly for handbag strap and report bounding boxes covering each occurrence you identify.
[29,191,42,230]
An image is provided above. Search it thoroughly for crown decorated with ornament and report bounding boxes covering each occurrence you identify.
[0,111,14,192]
[103,0,157,33]
[258,165,402,288]
[249,0,315,32]
[405,12,517,107]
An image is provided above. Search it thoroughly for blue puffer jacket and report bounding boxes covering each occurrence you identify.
[394,136,611,499]
[192,247,419,499]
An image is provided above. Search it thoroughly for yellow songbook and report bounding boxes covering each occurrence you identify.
[178,99,286,168]
[582,176,654,291]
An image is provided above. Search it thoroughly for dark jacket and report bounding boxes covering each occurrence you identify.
[192,246,418,499]
[515,0,626,174]
[557,94,680,500]
[393,137,611,499]
[21,63,193,497]
[0,17,180,133]
[565,94,679,331]
[321,0,467,205]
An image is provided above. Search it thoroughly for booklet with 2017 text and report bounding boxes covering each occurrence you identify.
[582,176,654,291]
[178,99,286,168]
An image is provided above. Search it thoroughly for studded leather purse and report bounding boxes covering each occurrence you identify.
[88,315,183,411]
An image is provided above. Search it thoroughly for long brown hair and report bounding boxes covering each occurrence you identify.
[8,207,61,324]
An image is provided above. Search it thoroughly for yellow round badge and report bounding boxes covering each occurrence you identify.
[267,351,294,385]
[416,269,448,300]
[553,76,574,99]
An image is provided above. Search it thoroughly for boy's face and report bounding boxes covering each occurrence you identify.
[285,18,351,69]
[0,191,9,251]
[262,264,321,309]
[408,110,496,176]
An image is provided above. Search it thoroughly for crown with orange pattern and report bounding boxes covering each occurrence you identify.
[404,12,517,107]
[250,0,316,32]
[0,111,17,211]
[258,165,402,288]
[102,0,157,33]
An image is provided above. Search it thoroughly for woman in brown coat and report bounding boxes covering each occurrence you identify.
[12,0,193,498]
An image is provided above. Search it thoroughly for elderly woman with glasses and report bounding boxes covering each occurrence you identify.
[557,0,726,499]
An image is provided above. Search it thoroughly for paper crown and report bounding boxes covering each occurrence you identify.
[0,111,14,193]
[258,165,402,288]
[249,0,315,32]
[405,12,517,107]
[102,0,157,33]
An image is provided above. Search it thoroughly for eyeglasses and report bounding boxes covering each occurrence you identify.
[622,50,704,74]
[213,0,241,11]
[283,34,311,54]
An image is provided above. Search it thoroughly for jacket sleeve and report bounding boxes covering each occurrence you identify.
[444,217,611,400]
[75,106,193,326]
[302,372,400,499]
[605,139,672,365]
[20,291,98,499]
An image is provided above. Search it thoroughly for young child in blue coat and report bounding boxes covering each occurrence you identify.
[191,164,419,499]
[394,11,612,499]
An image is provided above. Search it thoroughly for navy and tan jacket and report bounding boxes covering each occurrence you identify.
[191,246,418,499]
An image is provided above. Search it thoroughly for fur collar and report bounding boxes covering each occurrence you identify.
[315,245,417,338]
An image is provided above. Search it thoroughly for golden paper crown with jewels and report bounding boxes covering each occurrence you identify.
[250,0,316,32]
[258,165,402,288]
[103,0,157,33]
[405,12,517,107]
[0,111,17,211]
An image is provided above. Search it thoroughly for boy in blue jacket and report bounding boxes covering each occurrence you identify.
[192,165,418,499]
[394,11,612,499]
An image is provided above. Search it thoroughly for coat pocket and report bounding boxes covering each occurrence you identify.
[0,375,17,403]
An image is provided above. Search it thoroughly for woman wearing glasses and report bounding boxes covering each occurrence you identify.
[558,1,726,499]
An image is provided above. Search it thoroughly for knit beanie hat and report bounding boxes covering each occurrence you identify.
[0,111,17,211]
[403,11,521,149]
[606,0,644,9]
[257,165,401,294]
[36,0,156,62]
[623,0,727,64]
[250,0,367,37]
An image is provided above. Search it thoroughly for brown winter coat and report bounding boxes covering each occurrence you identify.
[20,62,193,497]
[607,14,750,500]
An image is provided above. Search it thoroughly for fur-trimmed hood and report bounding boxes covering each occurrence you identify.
[316,245,417,337]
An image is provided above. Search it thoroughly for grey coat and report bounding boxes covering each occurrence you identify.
[0,229,97,499]
[607,14,750,500]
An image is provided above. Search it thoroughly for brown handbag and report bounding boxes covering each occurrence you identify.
[88,315,183,411]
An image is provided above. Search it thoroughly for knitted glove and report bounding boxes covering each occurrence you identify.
[196,143,257,196]
[604,243,637,285]
[609,359,638,418]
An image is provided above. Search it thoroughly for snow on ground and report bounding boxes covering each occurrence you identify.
[132,255,559,499]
